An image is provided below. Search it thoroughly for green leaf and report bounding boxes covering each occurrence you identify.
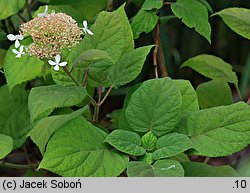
[0,85,30,149]
[182,162,239,177]
[236,156,250,177]
[52,4,134,86]
[160,15,178,24]
[105,130,146,156]
[141,132,157,151]
[126,78,182,136]
[39,117,129,177]
[109,109,123,129]
[153,159,184,177]
[0,49,6,69]
[171,0,211,42]
[123,83,142,108]
[152,133,194,160]
[181,54,238,87]
[28,85,87,123]
[142,0,163,10]
[178,102,250,157]
[82,60,114,87]
[0,134,13,159]
[213,8,250,40]
[131,9,158,39]
[127,161,154,177]
[49,0,107,22]
[117,84,142,132]
[38,0,50,3]
[77,4,134,62]
[74,49,113,64]
[240,54,250,100]
[196,80,233,109]
[140,153,154,164]
[173,79,199,117]
[0,0,25,20]
[73,49,115,87]
[109,46,153,88]
[29,107,88,155]
[118,109,134,132]
[127,159,184,177]
[170,153,190,163]
[4,39,44,92]
[196,0,213,13]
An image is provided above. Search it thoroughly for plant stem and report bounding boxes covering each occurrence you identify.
[87,93,98,107]
[0,160,37,170]
[92,87,112,122]
[1,20,9,34]
[158,39,168,77]
[164,2,173,6]
[96,86,103,121]
[5,153,26,158]
[17,13,27,23]
[23,145,32,165]
[153,21,169,78]
[62,66,80,86]
[8,17,16,33]
[107,0,113,11]
[25,0,32,20]
[153,22,160,79]
[93,107,98,122]
[98,87,112,107]
[236,86,243,101]
[98,86,103,104]
[125,0,132,10]
[82,68,90,87]
[203,157,210,164]
[247,97,250,105]
[69,66,75,74]
[160,15,178,24]
[30,0,37,9]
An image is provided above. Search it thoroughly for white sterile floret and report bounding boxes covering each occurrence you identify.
[12,45,25,58]
[37,5,48,18]
[7,34,24,48]
[48,54,67,71]
[81,20,94,35]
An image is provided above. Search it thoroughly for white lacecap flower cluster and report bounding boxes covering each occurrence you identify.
[6,5,94,71]
[7,34,25,58]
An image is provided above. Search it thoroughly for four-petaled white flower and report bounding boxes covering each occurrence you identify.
[38,5,48,18]
[12,45,25,58]
[81,20,94,35]
[48,54,67,71]
[7,34,24,48]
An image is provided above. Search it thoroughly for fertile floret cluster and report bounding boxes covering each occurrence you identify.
[20,12,82,59]
[7,5,94,71]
